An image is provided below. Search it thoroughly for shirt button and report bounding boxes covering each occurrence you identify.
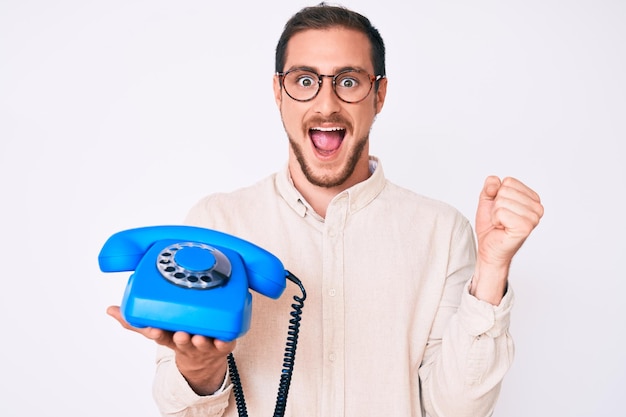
[329,353,336,362]
[328,288,336,297]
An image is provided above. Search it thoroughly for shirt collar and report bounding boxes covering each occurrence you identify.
[275,156,386,219]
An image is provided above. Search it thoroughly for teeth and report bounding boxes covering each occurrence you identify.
[311,127,345,132]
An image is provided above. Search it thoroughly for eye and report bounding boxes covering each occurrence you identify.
[336,74,360,89]
[296,74,317,88]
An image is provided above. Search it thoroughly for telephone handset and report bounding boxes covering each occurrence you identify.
[98,225,287,341]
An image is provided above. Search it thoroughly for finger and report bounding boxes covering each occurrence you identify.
[492,186,544,224]
[144,327,175,346]
[107,307,237,353]
[500,177,542,204]
[213,339,237,354]
[489,190,543,242]
[173,332,234,354]
[479,176,502,201]
[172,330,194,348]
[491,205,539,238]
[106,305,175,346]
[172,332,216,353]
[191,334,217,350]
[106,306,135,331]
[187,335,236,353]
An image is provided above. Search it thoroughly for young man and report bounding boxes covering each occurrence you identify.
[108,4,543,416]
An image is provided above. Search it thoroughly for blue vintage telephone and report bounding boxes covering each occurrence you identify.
[98,225,288,341]
[99,225,306,417]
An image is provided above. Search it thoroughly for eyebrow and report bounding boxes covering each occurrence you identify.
[285,65,367,74]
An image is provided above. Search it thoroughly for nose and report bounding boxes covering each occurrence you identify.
[312,75,341,115]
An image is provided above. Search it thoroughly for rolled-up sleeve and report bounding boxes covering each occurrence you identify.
[152,346,232,417]
[420,278,515,417]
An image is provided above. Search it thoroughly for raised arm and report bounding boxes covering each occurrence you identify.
[471,176,544,305]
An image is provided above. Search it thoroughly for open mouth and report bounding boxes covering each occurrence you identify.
[309,127,346,155]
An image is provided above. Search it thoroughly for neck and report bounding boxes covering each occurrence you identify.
[289,157,371,218]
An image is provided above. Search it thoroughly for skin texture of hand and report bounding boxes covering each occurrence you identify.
[471,176,544,305]
[107,306,235,395]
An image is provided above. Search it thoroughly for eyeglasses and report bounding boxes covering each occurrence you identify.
[277,68,385,103]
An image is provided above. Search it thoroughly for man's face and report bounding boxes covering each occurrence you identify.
[273,27,387,189]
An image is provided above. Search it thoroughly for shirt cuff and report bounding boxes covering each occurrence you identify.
[211,369,230,395]
[168,363,231,403]
[458,279,514,338]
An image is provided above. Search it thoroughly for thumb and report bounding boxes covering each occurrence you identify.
[106,305,123,322]
[479,175,501,201]
[106,305,135,331]
[476,176,502,235]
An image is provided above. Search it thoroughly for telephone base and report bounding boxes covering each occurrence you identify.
[119,240,252,341]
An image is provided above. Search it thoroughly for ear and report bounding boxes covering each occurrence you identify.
[374,76,388,114]
[273,74,283,108]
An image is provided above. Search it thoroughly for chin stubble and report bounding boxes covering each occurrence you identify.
[288,134,368,188]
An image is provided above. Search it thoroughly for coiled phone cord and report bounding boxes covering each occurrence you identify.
[227,270,306,417]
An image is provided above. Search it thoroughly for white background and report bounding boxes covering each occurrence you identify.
[1,1,624,416]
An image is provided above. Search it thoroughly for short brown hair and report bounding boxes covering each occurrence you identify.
[275,3,386,78]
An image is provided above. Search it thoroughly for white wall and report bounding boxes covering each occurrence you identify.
[1,1,624,416]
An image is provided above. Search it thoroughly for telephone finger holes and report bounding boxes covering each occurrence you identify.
[156,242,232,289]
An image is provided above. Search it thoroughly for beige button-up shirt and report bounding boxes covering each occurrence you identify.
[153,157,514,417]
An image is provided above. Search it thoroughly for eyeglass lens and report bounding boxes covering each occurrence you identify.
[282,70,374,103]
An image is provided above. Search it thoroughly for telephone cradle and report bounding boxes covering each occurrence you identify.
[98,225,306,417]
